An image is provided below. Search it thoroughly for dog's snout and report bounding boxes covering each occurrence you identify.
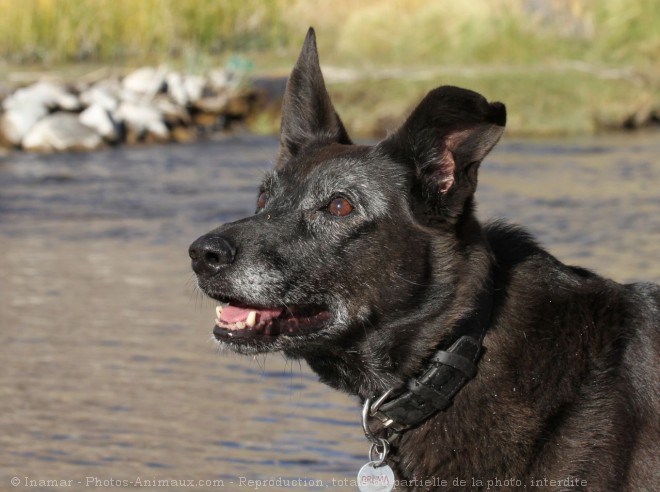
[189,234,236,276]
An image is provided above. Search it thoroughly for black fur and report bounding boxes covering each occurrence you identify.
[190,29,659,491]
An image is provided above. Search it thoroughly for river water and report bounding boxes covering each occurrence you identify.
[0,133,658,491]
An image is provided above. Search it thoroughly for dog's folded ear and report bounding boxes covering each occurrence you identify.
[277,28,351,165]
[379,86,506,221]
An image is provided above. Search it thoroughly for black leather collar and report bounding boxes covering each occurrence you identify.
[370,272,494,431]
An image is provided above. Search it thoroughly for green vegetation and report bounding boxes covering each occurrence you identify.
[324,68,654,137]
[0,0,657,136]
[0,0,288,64]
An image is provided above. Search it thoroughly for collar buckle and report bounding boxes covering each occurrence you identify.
[368,388,410,432]
[368,335,484,431]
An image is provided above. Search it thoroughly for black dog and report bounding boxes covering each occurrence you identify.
[190,29,659,491]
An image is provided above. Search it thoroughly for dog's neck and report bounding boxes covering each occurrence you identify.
[302,221,494,403]
[369,267,494,431]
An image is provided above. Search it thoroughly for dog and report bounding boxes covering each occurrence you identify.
[189,28,659,491]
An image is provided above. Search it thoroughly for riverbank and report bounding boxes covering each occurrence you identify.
[0,0,657,148]
[258,62,658,138]
[0,59,657,154]
[0,65,261,152]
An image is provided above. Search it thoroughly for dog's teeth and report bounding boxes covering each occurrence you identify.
[215,305,223,318]
[246,311,257,327]
[236,322,246,329]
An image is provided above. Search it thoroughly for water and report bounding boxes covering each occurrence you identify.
[0,133,658,491]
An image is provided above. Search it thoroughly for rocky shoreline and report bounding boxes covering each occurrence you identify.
[1,65,657,154]
[0,66,263,153]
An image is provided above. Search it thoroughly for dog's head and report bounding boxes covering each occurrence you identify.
[190,29,505,367]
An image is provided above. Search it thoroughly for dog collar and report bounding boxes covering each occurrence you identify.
[368,272,494,432]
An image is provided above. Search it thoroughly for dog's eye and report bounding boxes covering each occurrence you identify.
[328,196,353,217]
[256,191,269,210]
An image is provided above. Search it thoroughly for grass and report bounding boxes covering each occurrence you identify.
[0,0,288,64]
[0,0,657,137]
[320,68,654,138]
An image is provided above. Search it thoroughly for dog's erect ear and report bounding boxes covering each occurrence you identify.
[277,28,351,165]
[379,86,506,222]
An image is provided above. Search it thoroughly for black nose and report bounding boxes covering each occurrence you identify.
[189,234,236,276]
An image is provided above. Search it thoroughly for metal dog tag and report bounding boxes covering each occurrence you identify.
[357,461,395,492]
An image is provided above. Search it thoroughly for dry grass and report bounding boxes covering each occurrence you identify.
[0,0,656,68]
[0,0,657,136]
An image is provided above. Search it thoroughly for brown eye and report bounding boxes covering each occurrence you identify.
[256,191,268,210]
[328,196,353,217]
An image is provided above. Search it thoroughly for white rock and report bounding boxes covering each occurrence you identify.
[3,81,80,112]
[0,104,49,145]
[22,113,102,151]
[115,101,168,138]
[55,92,80,111]
[208,69,229,90]
[166,72,206,106]
[79,86,118,112]
[122,66,167,97]
[147,120,169,139]
[118,89,142,104]
[79,104,118,142]
[166,72,188,106]
[153,95,190,124]
[93,77,123,95]
[194,94,229,114]
[184,75,205,103]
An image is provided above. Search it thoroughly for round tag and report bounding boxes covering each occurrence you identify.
[357,461,395,492]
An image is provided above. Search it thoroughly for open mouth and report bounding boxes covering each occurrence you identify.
[213,302,330,343]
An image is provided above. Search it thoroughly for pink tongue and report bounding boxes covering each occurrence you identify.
[219,305,283,324]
